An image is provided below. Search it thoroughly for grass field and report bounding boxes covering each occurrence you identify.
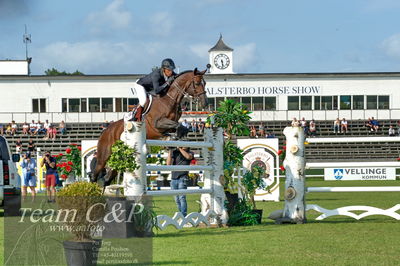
[1,179,400,265]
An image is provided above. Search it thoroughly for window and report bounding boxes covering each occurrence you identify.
[340,95,351,110]
[226,97,241,104]
[68,98,80,112]
[265,97,276,110]
[128,98,138,111]
[207,97,217,111]
[353,95,364,110]
[333,96,338,110]
[378,96,389,109]
[252,97,263,111]
[102,98,113,112]
[115,98,123,112]
[89,98,101,112]
[314,96,321,110]
[367,95,377,109]
[81,98,87,112]
[32,98,46,113]
[241,97,251,110]
[288,96,299,110]
[301,96,312,110]
[62,98,67,112]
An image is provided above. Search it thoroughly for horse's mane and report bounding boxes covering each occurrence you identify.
[175,70,193,79]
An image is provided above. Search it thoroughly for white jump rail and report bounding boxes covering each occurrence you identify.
[273,129,400,223]
[121,121,227,229]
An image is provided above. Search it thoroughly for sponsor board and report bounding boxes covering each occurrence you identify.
[325,167,396,181]
[237,139,280,202]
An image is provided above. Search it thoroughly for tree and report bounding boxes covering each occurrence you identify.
[44,68,84,76]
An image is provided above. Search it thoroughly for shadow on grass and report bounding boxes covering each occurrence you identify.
[101,261,191,265]
[155,225,272,238]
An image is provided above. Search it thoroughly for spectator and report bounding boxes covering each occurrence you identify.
[167,146,194,218]
[22,122,29,135]
[29,120,37,136]
[40,151,58,203]
[397,120,400,136]
[300,117,308,136]
[371,117,379,132]
[250,125,257,138]
[59,120,67,135]
[43,119,51,134]
[181,119,190,131]
[45,125,57,140]
[11,120,18,135]
[0,123,3,135]
[258,125,265,138]
[101,120,110,131]
[36,121,46,135]
[365,118,373,132]
[291,117,299,127]
[333,118,340,134]
[197,118,205,134]
[266,131,276,138]
[190,119,197,133]
[20,154,37,201]
[309,119,317,137]
[388,125,396,137]
[341,118,348,134]
[5,123,12,135]
[27,139,35,157]
[15,138,23,154]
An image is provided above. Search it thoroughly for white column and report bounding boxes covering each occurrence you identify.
[280,126,306,224]
[121,121,147,197]
[202,127,228,225]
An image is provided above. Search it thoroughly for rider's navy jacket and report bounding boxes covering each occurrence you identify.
[137,68,177,95]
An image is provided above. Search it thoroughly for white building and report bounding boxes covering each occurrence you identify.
[1,36,400,123]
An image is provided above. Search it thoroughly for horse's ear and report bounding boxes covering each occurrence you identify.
[193,68,198,75]
[199,69,207,75]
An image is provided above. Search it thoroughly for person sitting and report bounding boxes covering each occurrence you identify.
[11,120,18,135]
[131,58,177,121]
[333,118,340,134]
[250,125,257,138]
[341,118,348,134]
[371,117,379,132]
[22,122,29,135]
[389,125,396,136]
[309,119,317,137]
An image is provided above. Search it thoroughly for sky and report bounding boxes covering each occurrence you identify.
[1,0,400,75]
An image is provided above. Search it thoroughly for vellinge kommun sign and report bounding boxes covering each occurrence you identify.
[325,167,396,181]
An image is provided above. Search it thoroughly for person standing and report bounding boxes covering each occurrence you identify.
[166,147,194,217]
[20,154,37,201]
[40,151,57,203]
[27,139,35,157]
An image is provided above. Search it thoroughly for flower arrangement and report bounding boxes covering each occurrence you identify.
[56,144,82,180]
[278,144,286,174]
[241,166,266,209]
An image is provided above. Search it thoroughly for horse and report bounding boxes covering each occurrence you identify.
[92,68,208,185]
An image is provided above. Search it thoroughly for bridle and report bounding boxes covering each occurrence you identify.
[167,75,206,105]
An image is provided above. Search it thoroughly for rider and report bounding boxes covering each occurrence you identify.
[132,58,177,121]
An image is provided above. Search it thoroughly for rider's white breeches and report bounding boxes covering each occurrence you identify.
[133,83,147,107]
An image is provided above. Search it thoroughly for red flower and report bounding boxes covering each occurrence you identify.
[283,146,286,150]
[278,150,283,155]
[65,165,72,172]
[397,157,400,161]
[67,161,73,166]
[71,143,77,146]
[66,148,72,154]
[77,146,82,151]
[59,153,63,156]
[61,174,68,179]
[280,165,285,171]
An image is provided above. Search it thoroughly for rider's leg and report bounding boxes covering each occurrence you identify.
[133,84,147,121]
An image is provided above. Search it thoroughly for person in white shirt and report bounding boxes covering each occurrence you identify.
[29,120,37,136]
[22,122,29,135]
[388,125,396,136]
[341,118,348,134]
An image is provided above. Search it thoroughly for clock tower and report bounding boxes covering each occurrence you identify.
[208,34,234,74]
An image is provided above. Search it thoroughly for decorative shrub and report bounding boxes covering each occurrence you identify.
[56,144,82,180]
[57,182,105,241]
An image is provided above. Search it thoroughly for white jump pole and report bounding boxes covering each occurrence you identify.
[121,121,147,197]
[276,126,307,224]
[307,186,400,193]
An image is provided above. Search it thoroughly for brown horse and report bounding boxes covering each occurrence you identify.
[92,68,208,184]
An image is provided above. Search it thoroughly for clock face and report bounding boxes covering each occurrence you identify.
[214,53,230,70]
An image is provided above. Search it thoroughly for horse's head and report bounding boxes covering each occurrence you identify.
[186,68,208,109]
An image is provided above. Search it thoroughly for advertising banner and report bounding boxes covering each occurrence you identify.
[324,167,396,180]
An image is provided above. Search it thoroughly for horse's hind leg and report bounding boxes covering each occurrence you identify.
[155,117,179,129]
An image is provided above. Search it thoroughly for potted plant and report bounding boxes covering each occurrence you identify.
[57,181,105,266]
[207,99,251,215]
[131,200,158,237]
[241,166,267,224]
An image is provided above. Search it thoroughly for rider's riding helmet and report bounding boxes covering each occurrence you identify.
[161,58,176,71]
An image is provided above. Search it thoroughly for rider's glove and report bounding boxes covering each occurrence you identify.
[166,76,175,86]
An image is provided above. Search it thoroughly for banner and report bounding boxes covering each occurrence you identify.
[324,167,396,181]
[237,139,280,202]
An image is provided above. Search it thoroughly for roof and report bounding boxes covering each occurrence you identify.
[208,35,234,52]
